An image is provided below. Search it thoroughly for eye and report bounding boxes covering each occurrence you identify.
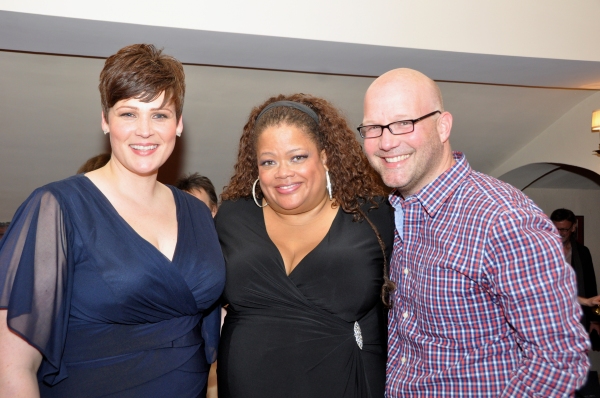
[259,160,275,167]
[291,155,308,162]
[153,113,169,119]
[120,112,135,118]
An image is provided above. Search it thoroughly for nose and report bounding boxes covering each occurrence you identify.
[274,162,294,179]
[378,126,400,151]
[136,115,153,138]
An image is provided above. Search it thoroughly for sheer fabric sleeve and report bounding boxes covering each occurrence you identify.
[0,188,72,385]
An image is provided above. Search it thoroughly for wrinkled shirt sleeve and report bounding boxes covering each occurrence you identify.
[486,209,589,397]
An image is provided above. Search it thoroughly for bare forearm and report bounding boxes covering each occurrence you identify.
[0,369,40,398]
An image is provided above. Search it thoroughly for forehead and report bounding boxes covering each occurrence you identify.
[552,220,573,227]
[363,81,429,123]
[113,92,174,110]
[257,123,318,151]
[189,188,210,203]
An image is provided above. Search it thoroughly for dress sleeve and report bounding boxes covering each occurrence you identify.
[484,208,589,396]
[0,188,72,385]
[201,301,221,364]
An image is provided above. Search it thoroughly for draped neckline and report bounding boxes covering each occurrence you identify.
[259,204,341,277]
[79,175,181,263]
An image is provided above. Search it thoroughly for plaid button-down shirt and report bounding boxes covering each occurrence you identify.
[386,152,589,397]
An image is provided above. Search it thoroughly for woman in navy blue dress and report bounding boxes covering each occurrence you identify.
[0,44,225,397]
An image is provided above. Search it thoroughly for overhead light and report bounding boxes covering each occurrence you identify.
[593,109,600,132]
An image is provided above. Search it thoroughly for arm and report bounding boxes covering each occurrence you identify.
[487,210,589,397]
[0,310,42,398]
[578,295,600,307]
[0,188,71,387]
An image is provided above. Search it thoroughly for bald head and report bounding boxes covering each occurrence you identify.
[365,68,443,117]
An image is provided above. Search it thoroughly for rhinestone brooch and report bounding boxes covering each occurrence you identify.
[354,321,363,350]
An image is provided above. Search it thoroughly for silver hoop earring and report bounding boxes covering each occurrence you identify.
[252,178,268,208]
[325,170,332,200]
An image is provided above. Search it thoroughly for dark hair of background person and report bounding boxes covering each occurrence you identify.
[175,173,218,208]
[99,44,186,120]
[221,93,395,305]
[77,153,111,174]
[550,208,577,224]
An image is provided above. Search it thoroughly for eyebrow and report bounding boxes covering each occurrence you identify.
[258,148,307,157]
[115,105,173,112]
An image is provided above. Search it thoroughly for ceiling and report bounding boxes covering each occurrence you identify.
[0,10,599,221]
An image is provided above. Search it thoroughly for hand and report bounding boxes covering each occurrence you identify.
[577,296,600,307]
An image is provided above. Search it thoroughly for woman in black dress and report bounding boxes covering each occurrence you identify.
[216,93,395,398]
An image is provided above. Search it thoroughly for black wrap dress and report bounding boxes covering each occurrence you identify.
[215,197,394,398]
[0,175,226,397]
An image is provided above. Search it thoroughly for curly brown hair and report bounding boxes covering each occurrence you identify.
[221,93,395,306]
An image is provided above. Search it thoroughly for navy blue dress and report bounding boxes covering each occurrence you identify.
[0,174,225,397]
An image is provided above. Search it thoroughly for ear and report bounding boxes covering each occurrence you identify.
[176,116,184,136]
[320,149,328,169]
[101,111,109,132]
[436,111,453,144]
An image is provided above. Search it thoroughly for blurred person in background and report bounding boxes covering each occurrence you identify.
[176,172,218,217]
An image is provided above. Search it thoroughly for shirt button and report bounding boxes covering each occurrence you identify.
[401,357,407,364]
[403,268,409,275]
[402,312,408,319]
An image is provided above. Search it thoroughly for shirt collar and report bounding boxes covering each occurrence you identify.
[388,152,471,217]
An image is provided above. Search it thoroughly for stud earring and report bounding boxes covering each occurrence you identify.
[103,130,109,135]
[176,132,181,137]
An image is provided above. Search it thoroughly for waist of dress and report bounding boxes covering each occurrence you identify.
[225,305,385,346]
[63,314,203,363]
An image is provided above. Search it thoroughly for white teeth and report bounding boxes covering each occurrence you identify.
[130,144,158,151]
[279,184,295,189]
[385,154,410,163]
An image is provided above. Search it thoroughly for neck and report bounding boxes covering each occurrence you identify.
[266,195,335,226]
[101,159,161,201]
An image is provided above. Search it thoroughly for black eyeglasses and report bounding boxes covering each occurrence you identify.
[357,110,441,139]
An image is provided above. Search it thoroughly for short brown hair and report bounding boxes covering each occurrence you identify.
[99,44,185,120]
[176,173,218,208]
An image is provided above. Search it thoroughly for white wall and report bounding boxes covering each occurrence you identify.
[1,0,599,62]
[492,91,600,178]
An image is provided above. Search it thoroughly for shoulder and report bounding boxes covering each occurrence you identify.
[357,197,395,242]
[575,241,593,258]
[214,198,256,230]
[19,175,86,213]
[458,171,547,226]
[360,197,394,224]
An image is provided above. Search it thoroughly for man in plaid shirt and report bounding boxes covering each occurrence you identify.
[360,68,589,396]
